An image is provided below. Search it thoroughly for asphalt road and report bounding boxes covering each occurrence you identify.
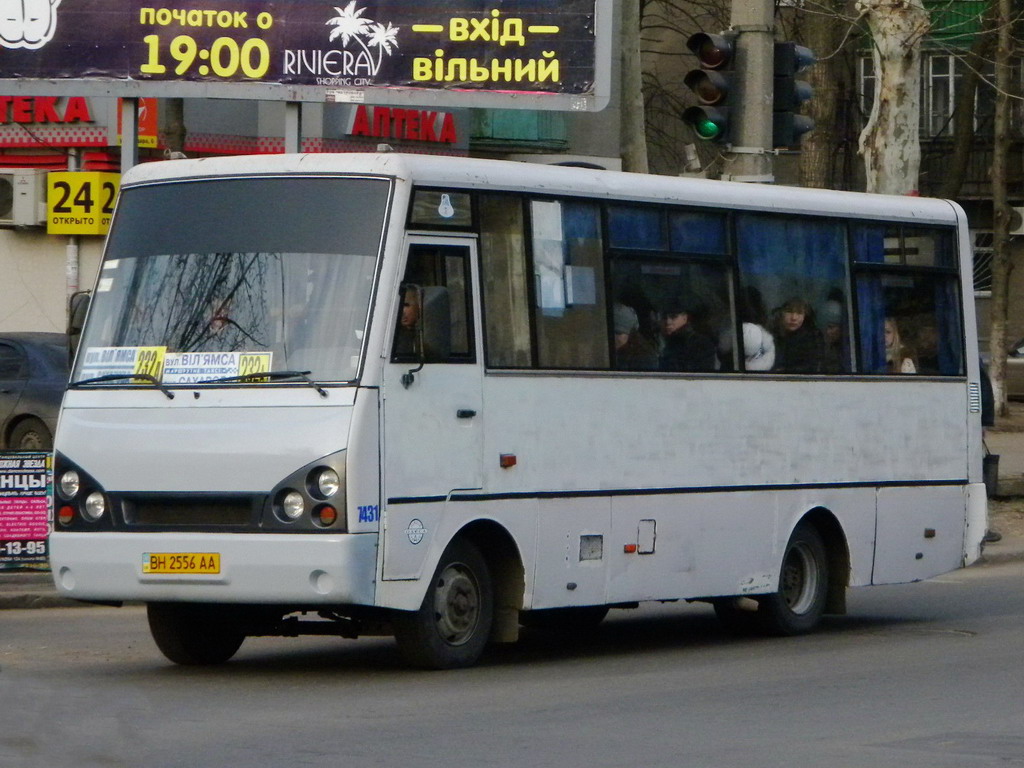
[2,558,1023,768]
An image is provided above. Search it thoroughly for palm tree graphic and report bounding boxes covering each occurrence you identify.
[326,2,400,76]
[366,22,400,72]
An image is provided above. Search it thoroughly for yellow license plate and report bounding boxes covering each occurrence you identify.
[142,552,221,574]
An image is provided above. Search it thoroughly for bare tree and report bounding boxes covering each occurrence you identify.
[856,0,931,194]
[789,1,861,189]
[989,0,1015,414]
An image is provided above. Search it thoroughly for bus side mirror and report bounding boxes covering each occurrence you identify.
[67,290,91,366]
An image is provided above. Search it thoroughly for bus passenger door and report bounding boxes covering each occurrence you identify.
[381,238,483,513]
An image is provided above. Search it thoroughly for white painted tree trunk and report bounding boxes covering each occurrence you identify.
[856,0,930,194]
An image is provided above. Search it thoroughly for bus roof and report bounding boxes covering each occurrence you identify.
[122,152,963,226]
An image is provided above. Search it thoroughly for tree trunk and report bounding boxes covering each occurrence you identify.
[620,0,649,173]
[988,0,1013,416]
[798,0,847,188]
[855,0,930,194]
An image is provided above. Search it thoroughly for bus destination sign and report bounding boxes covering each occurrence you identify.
[0,1,609,111]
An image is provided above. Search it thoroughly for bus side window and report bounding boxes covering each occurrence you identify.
[852,225,963,376]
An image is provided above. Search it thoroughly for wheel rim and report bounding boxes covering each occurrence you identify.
[780,541,818,615]
[18,431,44,450]
[431,562,480,646]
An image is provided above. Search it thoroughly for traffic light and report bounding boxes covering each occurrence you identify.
[773,41,815,148]
[682,32,736,144]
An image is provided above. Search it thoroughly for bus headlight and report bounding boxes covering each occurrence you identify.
[314,468,341,499]
[264,450,347,532]
[58,470,80,500]
[280,491,305,521]
[82,492,107,522]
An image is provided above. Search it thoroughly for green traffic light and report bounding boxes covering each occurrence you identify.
[695,118,721,140]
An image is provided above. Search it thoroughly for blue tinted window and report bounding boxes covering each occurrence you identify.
[607,206,666,250]
[669,210,728,255]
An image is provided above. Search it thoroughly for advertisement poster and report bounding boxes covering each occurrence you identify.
[0,1,599,100]
[0,453,52,570]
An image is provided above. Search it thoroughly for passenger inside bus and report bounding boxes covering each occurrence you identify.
[772,297,824,374]
[884,317,918,374]
[742,322,776,371]
[392,283,453,363]
[912,315,940,373]
[821,292,848,374]
[613,303,658,371]
[658,294,718,372]
[392,285,421,359]
[735,286,774,372]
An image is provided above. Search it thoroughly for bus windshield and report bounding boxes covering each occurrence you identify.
[72,175,391,385]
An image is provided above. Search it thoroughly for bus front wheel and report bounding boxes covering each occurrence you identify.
[147,602,246,665]
[758,522,828,635]
[393,539,494,669]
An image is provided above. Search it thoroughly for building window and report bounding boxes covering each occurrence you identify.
[860,51,1013,138]
[972,231,993,295]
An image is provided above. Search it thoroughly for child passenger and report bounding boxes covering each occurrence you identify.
[885,317,917,374]
[771,297,823,374]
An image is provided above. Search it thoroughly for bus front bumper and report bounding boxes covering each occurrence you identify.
[48,531,378,606]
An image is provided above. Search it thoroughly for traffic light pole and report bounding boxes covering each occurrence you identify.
[724,1,775,183]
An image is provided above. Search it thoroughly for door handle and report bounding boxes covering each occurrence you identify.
[456,409,477,419]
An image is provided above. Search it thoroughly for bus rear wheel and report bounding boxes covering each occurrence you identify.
[147,603,246,665]
[393,539,493,669]
[757,522,828,635]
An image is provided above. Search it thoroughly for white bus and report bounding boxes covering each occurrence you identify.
[49,153,987,668]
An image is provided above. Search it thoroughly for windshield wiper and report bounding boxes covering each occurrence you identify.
[200,370,329,398]
[70,373,175,400]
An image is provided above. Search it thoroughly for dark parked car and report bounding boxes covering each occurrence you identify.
[0,332,69,451]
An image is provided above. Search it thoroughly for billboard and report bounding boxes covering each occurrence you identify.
[0,1,610,111]
[0,453,51,570]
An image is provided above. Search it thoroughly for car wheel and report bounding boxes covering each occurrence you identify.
[10,417,52,451]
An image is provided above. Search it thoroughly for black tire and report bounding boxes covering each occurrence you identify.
[393,539,493,669]
[147,603,246,665]
[519,606,609,633]
[712,597,762,635]
[10,417,52,451]
[757,522,829,636]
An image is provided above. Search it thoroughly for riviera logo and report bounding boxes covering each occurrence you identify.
[0,0,61,50]
[325,2,400,77]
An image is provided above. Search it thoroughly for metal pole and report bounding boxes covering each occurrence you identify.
[120,98,140,171]
[65,148,80,301]
[725,0,774,182]
[284,102,303,153]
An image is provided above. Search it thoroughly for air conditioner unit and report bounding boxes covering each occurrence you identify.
[0,169,48,227]
[1009,206,1024,237]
